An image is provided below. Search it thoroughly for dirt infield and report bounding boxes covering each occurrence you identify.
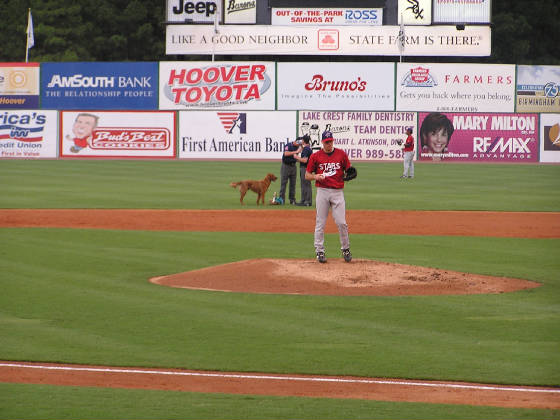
[1,209,559,238]
[1,208,559,408]
[1,361,559,409]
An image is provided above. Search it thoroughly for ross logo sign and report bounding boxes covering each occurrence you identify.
[0,110,57,158]
[0,63,40,109]
[41,62,158,110]
[271,8,382,26]
[167,0,221,23]
[60,111,175,158]
[159,61,275,110]
[516,65,560,113]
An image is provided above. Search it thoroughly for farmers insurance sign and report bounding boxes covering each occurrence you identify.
[159,61,275,110]
[397,63,515,112]
[166,25,491,56]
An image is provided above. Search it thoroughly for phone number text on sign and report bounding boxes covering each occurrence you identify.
[363,148,404,159]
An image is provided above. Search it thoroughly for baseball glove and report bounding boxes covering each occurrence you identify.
[396,139,403,146]
[343,166,357,182]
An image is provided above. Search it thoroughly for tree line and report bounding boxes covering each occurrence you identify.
[1,0,558,64]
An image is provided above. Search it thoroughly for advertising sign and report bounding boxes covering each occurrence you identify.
[166,0,221,23]
[516,65,560,113]
[397,63,515,113]
[540,113,560,163]
[166,25,491,56]
[159,61,275,110]
[417,112,538,162]
[277,62,394,111]
[178,111,296,159]
[398,0,431,25]
[298,111,416,162]
[271,8,382,26]
[41,62,158,110]
[60,111,175,159]
[0,63,39,109]
[0,110,57,158]
[224,0,256,24]
[433,0,491,24]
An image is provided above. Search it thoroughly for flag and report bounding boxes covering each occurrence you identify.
[27,9,34,50]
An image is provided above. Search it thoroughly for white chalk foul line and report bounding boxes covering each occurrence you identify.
[1,362,559,395]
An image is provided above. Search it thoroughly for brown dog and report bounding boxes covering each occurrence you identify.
[230,173,277,205]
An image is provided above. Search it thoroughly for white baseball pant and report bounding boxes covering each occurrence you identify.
[314,187,349,253]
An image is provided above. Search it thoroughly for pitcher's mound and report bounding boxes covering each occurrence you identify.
[150,259,540,296]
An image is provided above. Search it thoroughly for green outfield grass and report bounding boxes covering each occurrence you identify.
[1,383,558,420]
[1,160,559,210]
[0,160,559,419]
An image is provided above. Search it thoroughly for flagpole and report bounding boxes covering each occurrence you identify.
[212,8,218,62]
[25,9,29,63]
[398,13,404,63]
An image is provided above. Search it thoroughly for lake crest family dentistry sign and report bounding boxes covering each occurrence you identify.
[166,25,491,56]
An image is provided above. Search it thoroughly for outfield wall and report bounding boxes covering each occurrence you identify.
[0,61,558,162]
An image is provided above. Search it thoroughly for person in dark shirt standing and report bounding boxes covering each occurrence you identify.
[279,137,302,205]
[295,135,313,206]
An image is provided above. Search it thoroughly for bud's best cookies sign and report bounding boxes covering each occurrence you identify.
[60,111,175,158]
